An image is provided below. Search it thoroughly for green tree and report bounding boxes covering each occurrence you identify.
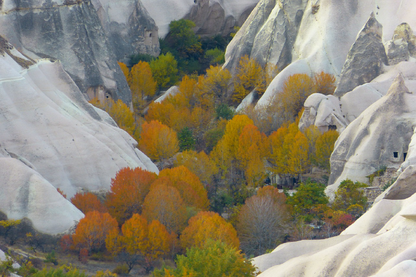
[153,240,257,277]
[178,127,196,151]
[166,19,202,60]
[332,179,367,218]
[287,182,329,222]
[150,53,179,89]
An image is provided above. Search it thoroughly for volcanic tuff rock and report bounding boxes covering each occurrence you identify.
[327,74,415,194]
[185,0,257,37]
[0,37,157,233]
[224,0,309,74]
[334,13,388,97]
[231,0,416,108]
[0,0,131,103]
[91,0,160,62]
[141,0,259,38]
[386,23,416,65]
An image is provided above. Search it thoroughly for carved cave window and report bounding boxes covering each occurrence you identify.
[393,152,398,158]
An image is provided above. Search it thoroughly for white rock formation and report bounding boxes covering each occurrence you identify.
[327,74,416,195]
[0,37,157,234]
[225,0,416,107]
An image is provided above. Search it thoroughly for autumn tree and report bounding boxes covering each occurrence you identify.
[142,183,187,234]
[71,192,107,214]
[72,211,118,252]
[256,63,279,96]
[106,214,171,273]
[210,115,254,184]
[303,125,321,166]
[200,65,231,99]
[105,167,157,225]
[118,62,129,81]
[315,130,339,171]
[277,73,316,123]
[159,166,210,211]
[89,98,139,141]
[174,150,218,185]
[129,61,157,112]
[237,186,290,256]
[153,240,257,277]
[138,120,179,162]
[180,211,239,250]
[288,131,310,180]
[232,55,262,103]
[313,71,336,95]
[150,52,179,89]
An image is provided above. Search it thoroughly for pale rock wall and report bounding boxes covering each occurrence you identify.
[0,0,131,103]
[0,38,158,235]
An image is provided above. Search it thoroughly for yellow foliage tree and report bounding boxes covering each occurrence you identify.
[315,130,339,171]
[313,71,336,95]
[288,131,310,178]
[277,73,316,122]
[89,98,139,142]
[174,150,218,185]
[118,62,129,80]
[256,63,279,96]
[180,211,239,250]
[200,65,231,99]
[139,120,179,162]
[232,55,262,103]
[129,61,157,112]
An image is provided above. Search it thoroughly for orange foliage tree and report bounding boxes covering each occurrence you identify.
[72,211,118,252]
[139,120,179,162]
[237,186,290,256]
[106,214,171,273]
[105,167,157,225]
[142,183,188,234]
[71,192,107,214]
[159,166,210,211]
[180,211,239,250]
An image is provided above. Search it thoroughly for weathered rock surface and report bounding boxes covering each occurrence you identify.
[0,158,84,235]
[224,0,309,74]
[0,0,131,103]
[232,0,416,108]
[141,0,259,38]
[334,13,388,97]
[0,37,158,234]
[185,0,258,37]
[327,75,415,195]
[91,0,160,61]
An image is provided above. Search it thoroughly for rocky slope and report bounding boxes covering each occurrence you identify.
[0,37,157,234]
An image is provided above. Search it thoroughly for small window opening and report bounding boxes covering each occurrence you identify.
[393,152,398,158]
[404,153,407,161]
[328,125,337,131]
[149,33,152,37]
